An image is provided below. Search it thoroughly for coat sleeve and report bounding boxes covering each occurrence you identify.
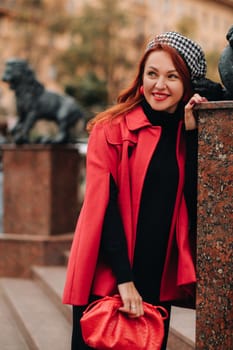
[63,123,120,305]
[184,129,198,231]
[183,128,198,277]
[101,174,133,284]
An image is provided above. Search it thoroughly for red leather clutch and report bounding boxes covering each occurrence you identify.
[80,294,168,350]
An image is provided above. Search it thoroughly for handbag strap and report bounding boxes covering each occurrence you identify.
[154,306,169,320]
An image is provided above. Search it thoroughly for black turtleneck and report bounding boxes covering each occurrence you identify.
[100,99,197,304]
[141,97,183,126]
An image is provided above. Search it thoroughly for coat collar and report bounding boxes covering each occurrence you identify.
[125,106,152,131]
[105,106,152,145]
[105,105,184,146]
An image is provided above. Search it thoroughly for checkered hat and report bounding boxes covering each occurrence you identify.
[146,31,207,80]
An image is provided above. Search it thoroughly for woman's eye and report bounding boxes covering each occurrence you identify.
[147,71,157,77]
[168,74,179,79]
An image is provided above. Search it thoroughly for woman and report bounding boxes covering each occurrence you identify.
[63,31,207,349]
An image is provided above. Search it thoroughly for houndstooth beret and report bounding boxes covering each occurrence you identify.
[146,31,207,80]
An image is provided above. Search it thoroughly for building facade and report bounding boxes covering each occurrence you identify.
[145,0,233,51]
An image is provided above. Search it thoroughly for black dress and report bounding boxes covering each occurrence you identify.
[72,100,197,350]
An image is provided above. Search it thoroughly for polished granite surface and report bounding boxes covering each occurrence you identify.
[196,101,233,349]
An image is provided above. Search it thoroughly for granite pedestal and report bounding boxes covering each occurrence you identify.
[0,145,80,277]
[196,101,233,349]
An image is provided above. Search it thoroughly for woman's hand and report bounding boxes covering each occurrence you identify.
[184,93,208,130]
[117,281,144,318]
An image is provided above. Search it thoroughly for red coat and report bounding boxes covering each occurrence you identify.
[63,106,196,305]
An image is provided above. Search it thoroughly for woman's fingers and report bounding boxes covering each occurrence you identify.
[186,93,207,109]
[184,93,207,130]
[119,299,143,317]
[117,281,144,317]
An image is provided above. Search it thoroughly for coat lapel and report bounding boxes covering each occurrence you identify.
[124,107,163,259]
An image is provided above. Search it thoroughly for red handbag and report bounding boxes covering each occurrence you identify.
[80,294,168,350]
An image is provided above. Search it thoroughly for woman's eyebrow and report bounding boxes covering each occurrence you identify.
[147,66,178,73]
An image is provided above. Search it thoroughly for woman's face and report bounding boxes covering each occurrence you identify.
[142,50,184,113]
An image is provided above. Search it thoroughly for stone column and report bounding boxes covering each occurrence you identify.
[196,101,233,349]
[0,145,81,277]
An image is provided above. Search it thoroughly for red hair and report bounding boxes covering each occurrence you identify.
[87,44,193,132]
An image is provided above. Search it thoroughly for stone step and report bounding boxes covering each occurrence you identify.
[0,287,30,350]
[0,277,71,350]
[168,306,195,350]
[63,250,70,265]
[32,265,72,323]
[31,265,195,350]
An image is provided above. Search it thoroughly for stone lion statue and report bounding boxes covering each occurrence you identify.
[193,25,233,101]
[2,58,84,144]
[218,25,233,98]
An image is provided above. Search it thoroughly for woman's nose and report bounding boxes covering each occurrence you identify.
[155,76,166,89]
